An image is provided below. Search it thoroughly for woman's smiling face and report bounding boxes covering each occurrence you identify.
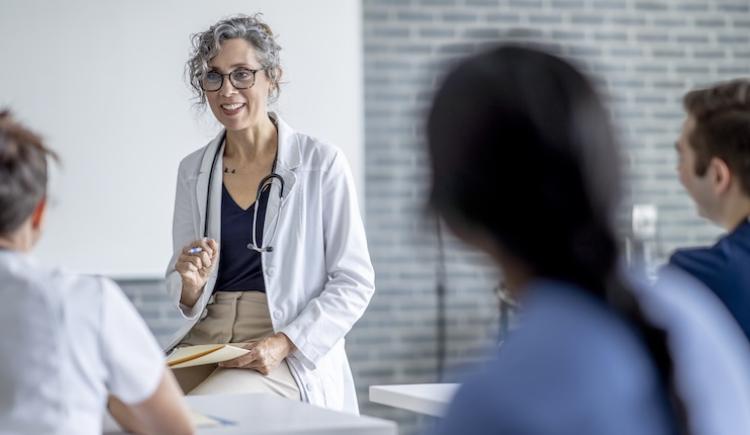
[204,38,273,131]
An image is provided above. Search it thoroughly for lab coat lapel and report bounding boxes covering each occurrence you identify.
[196,131,225,242]
[262,167,296,246]
[262,113,300,245]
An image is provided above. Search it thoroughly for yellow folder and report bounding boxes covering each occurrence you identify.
[167,344,249,369]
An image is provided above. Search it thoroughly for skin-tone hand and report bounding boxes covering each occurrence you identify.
[219,333,296,375]
[176,238,218,307]
[108,369,194,435]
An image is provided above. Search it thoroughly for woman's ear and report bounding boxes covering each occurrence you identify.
[268,66,283,97]
[275,66,283,85]
[28,197,47,248]
[31,197,47,231]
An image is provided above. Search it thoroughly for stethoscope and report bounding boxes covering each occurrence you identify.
[204,131,285,253]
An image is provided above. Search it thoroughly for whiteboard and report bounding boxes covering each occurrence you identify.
[0,0,362,278]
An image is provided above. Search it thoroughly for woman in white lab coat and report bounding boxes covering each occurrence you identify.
[164,14,374,413]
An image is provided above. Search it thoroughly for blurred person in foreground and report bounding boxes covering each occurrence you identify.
[0,111,193,435]
[426,45,750,435]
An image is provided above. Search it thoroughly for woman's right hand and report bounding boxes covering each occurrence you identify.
[175,238,218,305]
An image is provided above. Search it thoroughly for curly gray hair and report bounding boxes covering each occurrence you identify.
[186,14,283,106]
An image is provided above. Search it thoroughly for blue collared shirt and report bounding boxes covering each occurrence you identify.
[670,218,750,340]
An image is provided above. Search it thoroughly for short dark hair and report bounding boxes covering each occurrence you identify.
[683,79,750,196]
[0,110,58,235]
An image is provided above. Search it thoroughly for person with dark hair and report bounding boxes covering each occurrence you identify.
[426,46,750,435]
[670,79,750,340]
[0,111,193,435]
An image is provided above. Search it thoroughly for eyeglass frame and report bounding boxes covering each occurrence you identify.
[200,67,266,92]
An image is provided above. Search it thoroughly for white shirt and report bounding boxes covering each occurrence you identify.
[0,250,164,435]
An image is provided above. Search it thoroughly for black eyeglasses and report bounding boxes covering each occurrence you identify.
[201,68,264,92]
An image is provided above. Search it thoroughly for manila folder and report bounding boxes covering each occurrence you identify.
[168,344,249,369]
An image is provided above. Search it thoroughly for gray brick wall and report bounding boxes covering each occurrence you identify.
[117,280,185,346]
[118,1,750,434]
[360,0,749,433]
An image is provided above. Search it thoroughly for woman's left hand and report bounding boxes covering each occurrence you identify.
[218,333,296,375]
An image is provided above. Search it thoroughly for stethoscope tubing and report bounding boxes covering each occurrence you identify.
[203,131,284,252]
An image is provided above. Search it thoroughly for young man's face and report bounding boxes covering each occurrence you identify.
[676,117,720,223]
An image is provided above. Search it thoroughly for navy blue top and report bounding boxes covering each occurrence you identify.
[670,218,750,340]
[214,183,270,292]
[432,280,676,435]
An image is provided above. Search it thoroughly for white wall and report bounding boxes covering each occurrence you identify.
[0,0,363,278]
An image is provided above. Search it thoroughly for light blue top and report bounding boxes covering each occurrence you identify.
[432,270,750,435]
[433,279,676,435]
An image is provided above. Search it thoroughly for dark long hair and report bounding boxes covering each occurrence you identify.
[427,46,690,434]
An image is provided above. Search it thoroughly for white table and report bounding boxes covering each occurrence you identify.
[369,384,459,417]
[104,393,397,435]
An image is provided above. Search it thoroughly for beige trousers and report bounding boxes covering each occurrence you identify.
[172,291,300,400]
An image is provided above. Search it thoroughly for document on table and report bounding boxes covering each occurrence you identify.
[191,409,236,427]
[103,408,235,432]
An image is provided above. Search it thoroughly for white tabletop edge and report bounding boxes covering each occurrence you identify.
[104,393,397,435]
[369,384,459,418]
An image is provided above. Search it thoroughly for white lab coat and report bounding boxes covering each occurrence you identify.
[164,113,374,414]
